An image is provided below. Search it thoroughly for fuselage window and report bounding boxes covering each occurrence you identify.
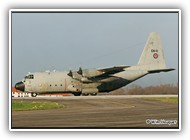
[60,84,62,86]
[55,84,57,86]
[25,74,34,79]
[30,75,34,79]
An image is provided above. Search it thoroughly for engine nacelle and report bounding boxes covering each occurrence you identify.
[81,77,93,83]
[68,68,104,82]
[81,69,104,78]
[68,70,82,80]
[72,72,82,80]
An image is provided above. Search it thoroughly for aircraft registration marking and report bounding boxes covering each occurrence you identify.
[151,49,158,52]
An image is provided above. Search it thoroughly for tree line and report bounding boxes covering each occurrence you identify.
[109,84,178,95]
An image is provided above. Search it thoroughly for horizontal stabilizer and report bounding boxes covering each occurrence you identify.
[148,68,175,74]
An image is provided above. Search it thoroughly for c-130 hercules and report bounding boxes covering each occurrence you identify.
[15,32,175,97]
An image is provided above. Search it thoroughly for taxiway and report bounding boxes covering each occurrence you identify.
[11,95,179,129]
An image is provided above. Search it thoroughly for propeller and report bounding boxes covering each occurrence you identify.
[67,70,73,77]
[77,67,82,75]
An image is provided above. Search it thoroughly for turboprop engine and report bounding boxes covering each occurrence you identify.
[67,67,105,83]
[78,68,104,78]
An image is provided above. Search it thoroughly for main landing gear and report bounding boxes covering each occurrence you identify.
[73,93,82,96]
[90,93,97,96]
[81,93,97,96]
[73,93,97,96]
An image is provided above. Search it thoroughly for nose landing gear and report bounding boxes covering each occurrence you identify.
[31,93,38,97]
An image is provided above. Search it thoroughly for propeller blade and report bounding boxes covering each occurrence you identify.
[77,67,82,75]
[67,70,73,77]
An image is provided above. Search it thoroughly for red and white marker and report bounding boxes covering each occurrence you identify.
[153,53,158,59]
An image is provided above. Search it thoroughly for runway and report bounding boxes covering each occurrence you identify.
[12,94,178,100]
[11,95,179,129]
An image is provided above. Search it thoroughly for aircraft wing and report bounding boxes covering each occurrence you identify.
[98,66,130,75]
[68,66,130,80]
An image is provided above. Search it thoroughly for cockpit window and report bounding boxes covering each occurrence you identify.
[25,74,34,79]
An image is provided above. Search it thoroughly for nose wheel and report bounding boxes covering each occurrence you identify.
[31,93,38,97]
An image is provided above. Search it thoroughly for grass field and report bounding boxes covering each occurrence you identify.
[12,101,64,111]
[143,97,178,104]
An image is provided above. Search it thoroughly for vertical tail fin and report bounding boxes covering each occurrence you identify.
[138,32,167,70]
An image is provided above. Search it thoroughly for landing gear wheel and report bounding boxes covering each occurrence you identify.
[73,93,82,96]
[90,93,97,96]
[82,93,89,96]
[31,93,38,97]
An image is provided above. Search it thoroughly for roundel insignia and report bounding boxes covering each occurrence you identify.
[153,53,158,59]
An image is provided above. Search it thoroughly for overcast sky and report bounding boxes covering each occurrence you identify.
[11,11,179,86]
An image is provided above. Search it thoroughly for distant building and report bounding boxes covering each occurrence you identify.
[12,87,71,97]
[12,87,30,97]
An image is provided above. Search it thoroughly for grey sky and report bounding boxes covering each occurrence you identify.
[12,11,179,86]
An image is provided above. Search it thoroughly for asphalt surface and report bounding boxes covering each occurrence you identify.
[11,95,179,129]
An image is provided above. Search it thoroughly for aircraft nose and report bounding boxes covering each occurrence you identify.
[15,81,25,91]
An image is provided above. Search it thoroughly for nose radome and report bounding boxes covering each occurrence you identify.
[15,81,25,91]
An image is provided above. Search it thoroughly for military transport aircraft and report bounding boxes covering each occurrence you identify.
[15,32,175,97]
